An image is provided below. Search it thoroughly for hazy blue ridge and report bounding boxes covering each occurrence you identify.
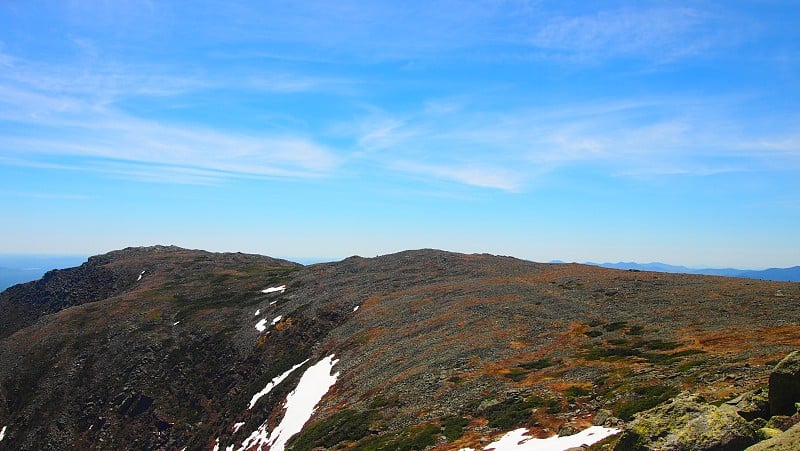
[0,255,88,291]
[590,262,800,282]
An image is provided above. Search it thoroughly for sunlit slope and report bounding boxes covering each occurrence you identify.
[0,247,798,450]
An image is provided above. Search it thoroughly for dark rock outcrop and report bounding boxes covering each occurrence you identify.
[768,351,800,416]
[0,257,121,338]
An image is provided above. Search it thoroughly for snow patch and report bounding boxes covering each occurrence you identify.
[483,426,620,451]
[239,354,339,451]
[254,309,260,316]
[212,437,220,451]
[137,270,145,281]
[255,318,268,333]
[0,426,6,441]
[173,321,180,326]
[353,305,359,312]
[261,285,286,294]
[271,315,282,326]
[248,360,309,410]
[269,300,277,306]
[226,445,234,451]
[233,422,246,433]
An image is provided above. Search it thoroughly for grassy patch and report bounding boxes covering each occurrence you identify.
[442,416,470,442]
[640,339,681,351]
[565,386,591,398]
[676,357,707,372]
[481,396,559,429]
[557,279,585,290]
[581,337,696,365]
[289,409,378,451]
[355,423,440,451]
[643,348,705,365]
[582,345,642,360]
[603,321,628,332]
[626,325,645,335]
[368,393,401,409]
[519,358,554,370]
[614,384,678,421]
[505,367,529,381]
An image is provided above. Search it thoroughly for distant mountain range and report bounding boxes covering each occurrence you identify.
[588,262,800,282]
[3,256,798,292]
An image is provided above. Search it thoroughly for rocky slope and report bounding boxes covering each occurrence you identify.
[0,246,799,450]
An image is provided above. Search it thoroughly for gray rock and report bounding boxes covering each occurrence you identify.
[750,417,768,429]
[592,409,613,426]
[746,422,800,450]
[614,393,759,450]
[756,427,782,441]
[768,351,800,416]
[558,423,580,437]
[764,415,797,432]
[724,388,769,421]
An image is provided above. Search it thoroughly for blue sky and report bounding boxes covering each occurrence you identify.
[0,1,798,268]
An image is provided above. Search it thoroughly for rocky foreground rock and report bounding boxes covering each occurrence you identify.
[768,351,800,416]
[609,351,800,450]
[614,393,759,450]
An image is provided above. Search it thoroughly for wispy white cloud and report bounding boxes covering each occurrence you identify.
[0,190,92,200]
[391,161,527,192]
[353,116,410,154]
[0,120,340,183]
[739,137,800,155]
[0,1,795,193]
[530,7,714,62]
[0,48,344,184]
[171,1,749,67]
[345,94,800,190]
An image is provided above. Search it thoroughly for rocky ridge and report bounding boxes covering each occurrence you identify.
[0,246,798,450]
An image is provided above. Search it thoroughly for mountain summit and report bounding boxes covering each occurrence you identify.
[1,246,799,450]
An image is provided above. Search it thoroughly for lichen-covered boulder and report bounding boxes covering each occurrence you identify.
[593,409,614,426]
[723,388,769,421]
[764,415,794,431]
[614,393,759,450]
[757,427,783,441]
[746,422,800,450]
[768,351,800,416]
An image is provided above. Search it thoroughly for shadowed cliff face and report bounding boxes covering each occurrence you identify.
[0,246,799,450]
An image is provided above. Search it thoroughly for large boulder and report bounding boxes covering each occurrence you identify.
[768,351,800,416]
[746,422,800,450]
[722,388,769,421]
[614,393,759,450]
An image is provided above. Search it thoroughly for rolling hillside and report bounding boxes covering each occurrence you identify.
[1,246,799,450]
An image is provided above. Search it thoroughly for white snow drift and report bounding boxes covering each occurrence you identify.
[247,360,309,410]
[254,318,268,333]
[239,355,339,451]
[483,426,620,451]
